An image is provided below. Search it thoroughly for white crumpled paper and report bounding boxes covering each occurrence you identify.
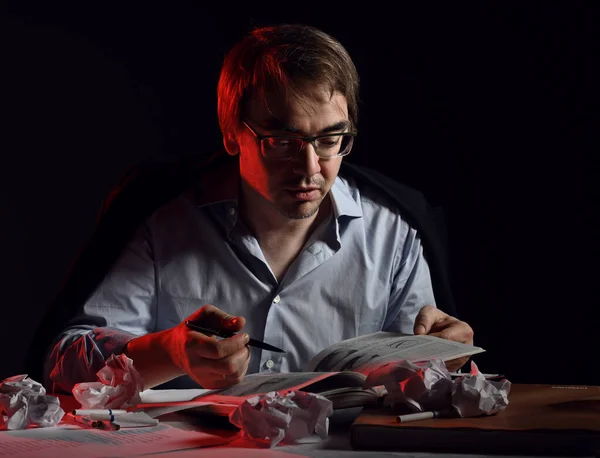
[72,354,144,409]
[363,359,453,412]
[229,391,334,447]
[363,358,511,417]
[452,361,511,417]
[0,374,65,430]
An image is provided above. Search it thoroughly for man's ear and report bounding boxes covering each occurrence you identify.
[223,133,240,156]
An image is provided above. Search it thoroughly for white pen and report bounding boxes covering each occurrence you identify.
[72,409,129,416]
[397,410,446,423]
[89,411,159,427]
[449,372,501,379]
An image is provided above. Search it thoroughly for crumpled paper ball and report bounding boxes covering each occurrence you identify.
[72,353,144,409]
[363,359,453,412]
[229,390,333,447]
[363,359,511,418]
[452,361,511,417]
[0,374,65,430]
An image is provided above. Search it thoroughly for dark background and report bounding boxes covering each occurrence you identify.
[1,3,598,384]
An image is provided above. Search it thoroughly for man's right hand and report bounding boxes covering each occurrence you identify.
[164,305,251,389]
[124,304,250,390]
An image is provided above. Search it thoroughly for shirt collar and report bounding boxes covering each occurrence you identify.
[329,176,363,219]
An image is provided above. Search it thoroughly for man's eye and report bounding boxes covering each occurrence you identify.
[267,138,297,148]
[319,137,341,147]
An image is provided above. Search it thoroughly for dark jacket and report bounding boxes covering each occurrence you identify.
[24,152,456,384]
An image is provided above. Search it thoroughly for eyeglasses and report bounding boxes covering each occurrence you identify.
[242,120,357,160]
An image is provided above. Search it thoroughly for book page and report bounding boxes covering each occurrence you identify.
[139,388,210,403]
[138,371,376,417]
[209,371,336,397]
[134,372,340,417]
[136,372,333,408]
[306,331,485,373]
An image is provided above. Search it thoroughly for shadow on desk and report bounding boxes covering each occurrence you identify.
[165,405,364,436]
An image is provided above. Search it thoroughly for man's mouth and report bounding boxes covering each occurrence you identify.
[285,188,321,201]
[287,187,320,192]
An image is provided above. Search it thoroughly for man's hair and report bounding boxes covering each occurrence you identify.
[217,23,360,139]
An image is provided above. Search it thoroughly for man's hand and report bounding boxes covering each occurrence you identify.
[413,305,474,372]
[165,305,251,389]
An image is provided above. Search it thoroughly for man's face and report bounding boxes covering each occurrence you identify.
[236,84,348,220]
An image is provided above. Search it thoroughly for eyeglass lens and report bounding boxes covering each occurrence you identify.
[262,134,353,159]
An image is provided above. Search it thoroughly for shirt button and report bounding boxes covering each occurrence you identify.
[273,295,281,304]
[228,207,236,216]
[265,359,275,369]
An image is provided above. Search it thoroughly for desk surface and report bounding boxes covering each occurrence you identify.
[1,397,593,458]
[152,409,582,458]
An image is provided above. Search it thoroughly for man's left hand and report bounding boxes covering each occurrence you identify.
[413,305,474,372]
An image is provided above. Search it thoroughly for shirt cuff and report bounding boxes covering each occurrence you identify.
[47,327,139,393]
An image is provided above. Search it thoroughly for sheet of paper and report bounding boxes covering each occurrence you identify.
[143,446,304,457]
[210,371,335,397]
[306,331,485,373]
[133,372,336,418]
[136,401,239,418]
[0,423,230,458]
[139,388,210,403]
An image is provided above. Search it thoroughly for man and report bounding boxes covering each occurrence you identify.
[39,24,474,393]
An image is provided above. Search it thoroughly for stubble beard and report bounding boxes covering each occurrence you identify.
[272,198,321,220]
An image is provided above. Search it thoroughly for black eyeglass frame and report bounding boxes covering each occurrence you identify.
[242,120,357,160]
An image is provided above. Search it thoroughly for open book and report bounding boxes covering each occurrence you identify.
[134,331,485,417]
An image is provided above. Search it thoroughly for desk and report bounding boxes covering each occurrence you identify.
[1,398,594,457]
[155,408,575,458]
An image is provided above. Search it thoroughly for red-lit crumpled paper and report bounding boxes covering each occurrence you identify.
[0,374,65,430]
[72,353,144,409]
[363,359,511,417]
[229,390,333,447]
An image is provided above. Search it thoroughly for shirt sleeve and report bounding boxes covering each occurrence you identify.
[44,223,157,393]
[383,222,437,334]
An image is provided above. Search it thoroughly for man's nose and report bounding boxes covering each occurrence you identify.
[292,142,321,176]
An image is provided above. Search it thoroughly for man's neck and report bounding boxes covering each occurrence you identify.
[238,182,332,281]
[239,183,331,244]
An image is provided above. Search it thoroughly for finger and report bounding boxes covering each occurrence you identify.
[187,304,246,332]
[223,315,246,332]
[428,317,460,334]
[205,346,250,376]
[413,305,448,335]
[431,321,474,344]
[206,364,249,389]
[194,331,250,360]
[205,305,245,331]
[222,348,251,384]
[445,356,470,372]
[197,346,250,386]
